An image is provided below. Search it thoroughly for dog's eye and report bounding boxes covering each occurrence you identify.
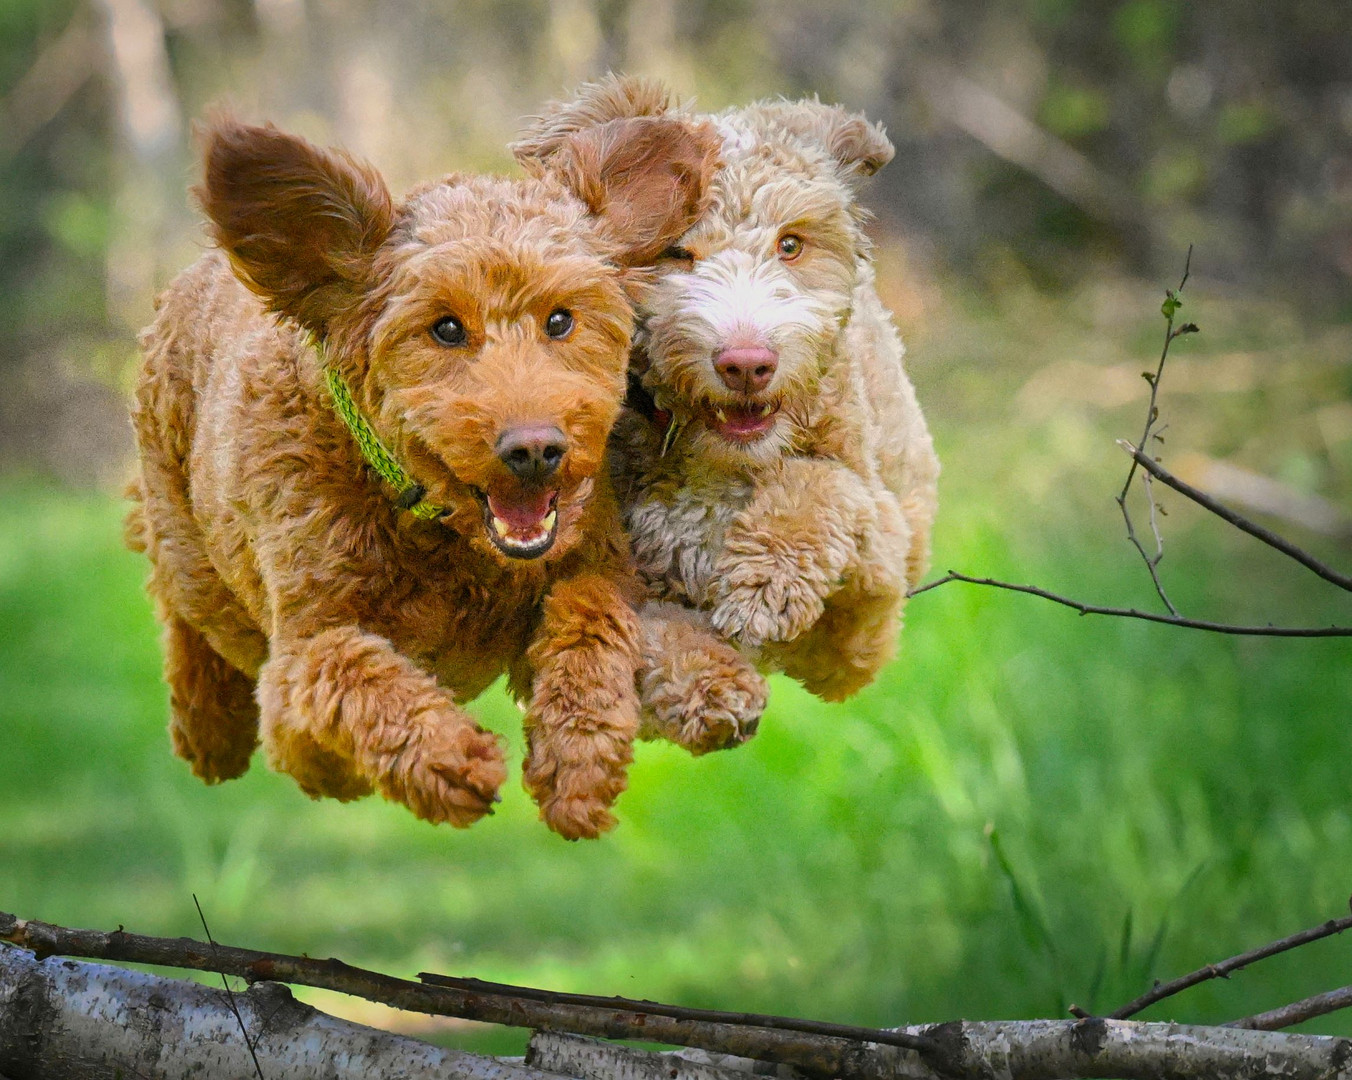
[777,234,805,261]
[430,316,467,347]
[544,309,574,340]
[658,245,695,263]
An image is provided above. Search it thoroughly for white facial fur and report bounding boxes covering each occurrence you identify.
[634,112,867,468]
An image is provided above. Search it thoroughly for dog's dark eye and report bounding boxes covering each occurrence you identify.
[777,234,805,261]
[430,316,467,346]
[659,245,695,263]
[544,309,574,340]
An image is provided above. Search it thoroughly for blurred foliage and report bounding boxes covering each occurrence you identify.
[1,0,1350,477]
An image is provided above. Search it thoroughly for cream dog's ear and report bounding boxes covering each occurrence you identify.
[761,98,895,182]
[511,74,674,164]
[536,115,721,268]
[195,114,395,335]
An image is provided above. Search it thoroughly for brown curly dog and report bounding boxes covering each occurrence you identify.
[126,113,719,839]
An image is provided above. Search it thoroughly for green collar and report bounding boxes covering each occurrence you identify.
[321,363,446,521]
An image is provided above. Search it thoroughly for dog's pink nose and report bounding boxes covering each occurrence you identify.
[496,424,567,483]
[714,347,778,394]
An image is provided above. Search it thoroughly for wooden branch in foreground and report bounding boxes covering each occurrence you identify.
[9,912,1352,1080]
[532,1025,1352,1080]
[0,947,556,1080]
[908,571,1352,637]
[0,912,931,1079]
[1109,908,1352,1020]
[1120,441,1352,593]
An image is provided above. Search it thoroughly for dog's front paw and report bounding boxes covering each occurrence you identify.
[522,735,631,841]
[641,642,768,755]
[380,722,507,828]
[539,790,619,841]
[709,550,831,648]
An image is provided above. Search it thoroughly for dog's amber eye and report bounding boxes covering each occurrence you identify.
[430,316,467,347]
[777,234,805,261]
[544,309,574,340]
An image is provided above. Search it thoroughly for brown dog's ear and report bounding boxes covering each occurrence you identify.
[195,116,395,335]
[759,99,894,182]
[540,115,721,268]
[510,74,674,165]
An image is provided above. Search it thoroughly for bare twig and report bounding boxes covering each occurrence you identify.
[1228,985,1352,1032]
[909,249,1352,637]
[908,571,1352,636]
[193,894,265,1080]
[1119,442,1352,593]
[1115,247,1196,615]
[0,911,935,1078]
[1109,905,1352,1020]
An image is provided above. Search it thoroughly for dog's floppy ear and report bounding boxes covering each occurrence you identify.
[511,74,674,165]
[195,115,395,335]
[762,99,894,183]
[540,115,721,268]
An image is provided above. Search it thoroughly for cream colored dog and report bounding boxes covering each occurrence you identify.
[514,77,938,749]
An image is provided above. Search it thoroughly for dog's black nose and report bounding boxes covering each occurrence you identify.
[497,425,567,482]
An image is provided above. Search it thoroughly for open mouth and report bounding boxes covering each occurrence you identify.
[702,400,780,443]
[478,488,559,559]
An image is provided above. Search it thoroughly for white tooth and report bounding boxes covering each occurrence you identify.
[542,510,557,532]
[761,403,774,416]
[715,407,727,423]
[493,516,510,538]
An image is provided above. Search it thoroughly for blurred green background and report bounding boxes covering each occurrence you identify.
[3,0,1352,1055]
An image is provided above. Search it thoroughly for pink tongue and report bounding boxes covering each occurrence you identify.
[719,407,773,435]
[487,489,555,532]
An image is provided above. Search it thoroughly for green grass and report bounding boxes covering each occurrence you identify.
[2,269,1351,1052]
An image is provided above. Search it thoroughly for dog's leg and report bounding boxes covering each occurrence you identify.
[256,626,506,825]
[636,601,767,754]
[709,458,875,648]
[520,574,642,840]
[164,614,260,783]
[767,488,911,700]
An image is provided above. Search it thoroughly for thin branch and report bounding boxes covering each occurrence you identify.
[1115,246,1195,614]
[908,572,1352,636]
[1228,985,1352,1032]
[1109,906,1352,1020]
[1118,482,1180,615]
[1119,247,1193,504]
[418,970,928,1053]
[1119,442,1352,593]
[0,912,935,1078]
[194,894,265,1080]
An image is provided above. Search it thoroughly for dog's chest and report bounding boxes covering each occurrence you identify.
[625,478,753,607]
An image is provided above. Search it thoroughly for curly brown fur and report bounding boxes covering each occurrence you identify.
[130,113,719,839]
[515,76,939,723]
